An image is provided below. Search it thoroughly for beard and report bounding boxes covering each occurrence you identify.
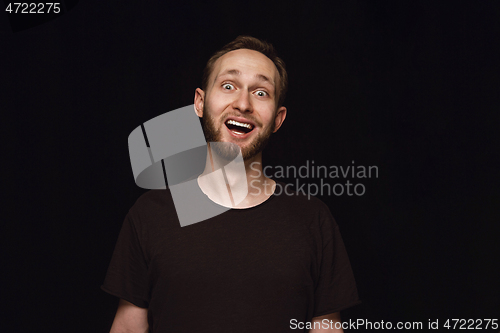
[201,105,275,161]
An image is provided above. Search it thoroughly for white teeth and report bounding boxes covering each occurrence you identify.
[226,119,253,129]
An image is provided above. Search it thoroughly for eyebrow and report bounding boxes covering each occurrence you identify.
[215,69,275,87]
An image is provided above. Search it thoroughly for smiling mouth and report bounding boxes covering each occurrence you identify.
[225,119,255,135]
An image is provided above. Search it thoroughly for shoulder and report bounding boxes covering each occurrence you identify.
[273,181,332,211]
[127,188,178,229]
[132,189,173,211]
[272,181,338,229]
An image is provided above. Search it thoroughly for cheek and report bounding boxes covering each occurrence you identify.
[264,109,278,125]
[204,101,223,118]
[206,95,232,114]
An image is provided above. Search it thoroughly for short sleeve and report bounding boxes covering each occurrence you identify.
[101,213,150,308]
[313,206,361,317]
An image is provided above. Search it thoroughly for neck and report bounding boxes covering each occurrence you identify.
[197,143,275,208]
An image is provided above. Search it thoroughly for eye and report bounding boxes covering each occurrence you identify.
[222,83,234,90]
[255,90,268,97]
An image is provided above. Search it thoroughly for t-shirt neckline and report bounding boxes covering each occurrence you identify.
[197,178,279,211]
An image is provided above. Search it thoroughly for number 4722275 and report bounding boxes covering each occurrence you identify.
[444,319,498,330]
[5,3,61,14]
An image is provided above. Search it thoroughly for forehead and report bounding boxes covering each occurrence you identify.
[211,49,279,85]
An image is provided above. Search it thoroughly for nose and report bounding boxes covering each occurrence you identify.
[232,91,253,113]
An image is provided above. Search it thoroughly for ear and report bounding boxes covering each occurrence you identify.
[194,88,205,117]
[272,106,287,133]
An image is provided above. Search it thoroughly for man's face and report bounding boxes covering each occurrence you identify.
[195,49,286,161]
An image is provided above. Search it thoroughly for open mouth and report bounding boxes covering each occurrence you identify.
[225,119,255,136]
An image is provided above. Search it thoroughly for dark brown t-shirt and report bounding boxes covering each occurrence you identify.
[101,183,360,332]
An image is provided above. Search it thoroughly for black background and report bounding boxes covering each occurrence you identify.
[1,1,499,332]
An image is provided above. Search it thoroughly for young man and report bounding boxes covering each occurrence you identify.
[102,36,360,332]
